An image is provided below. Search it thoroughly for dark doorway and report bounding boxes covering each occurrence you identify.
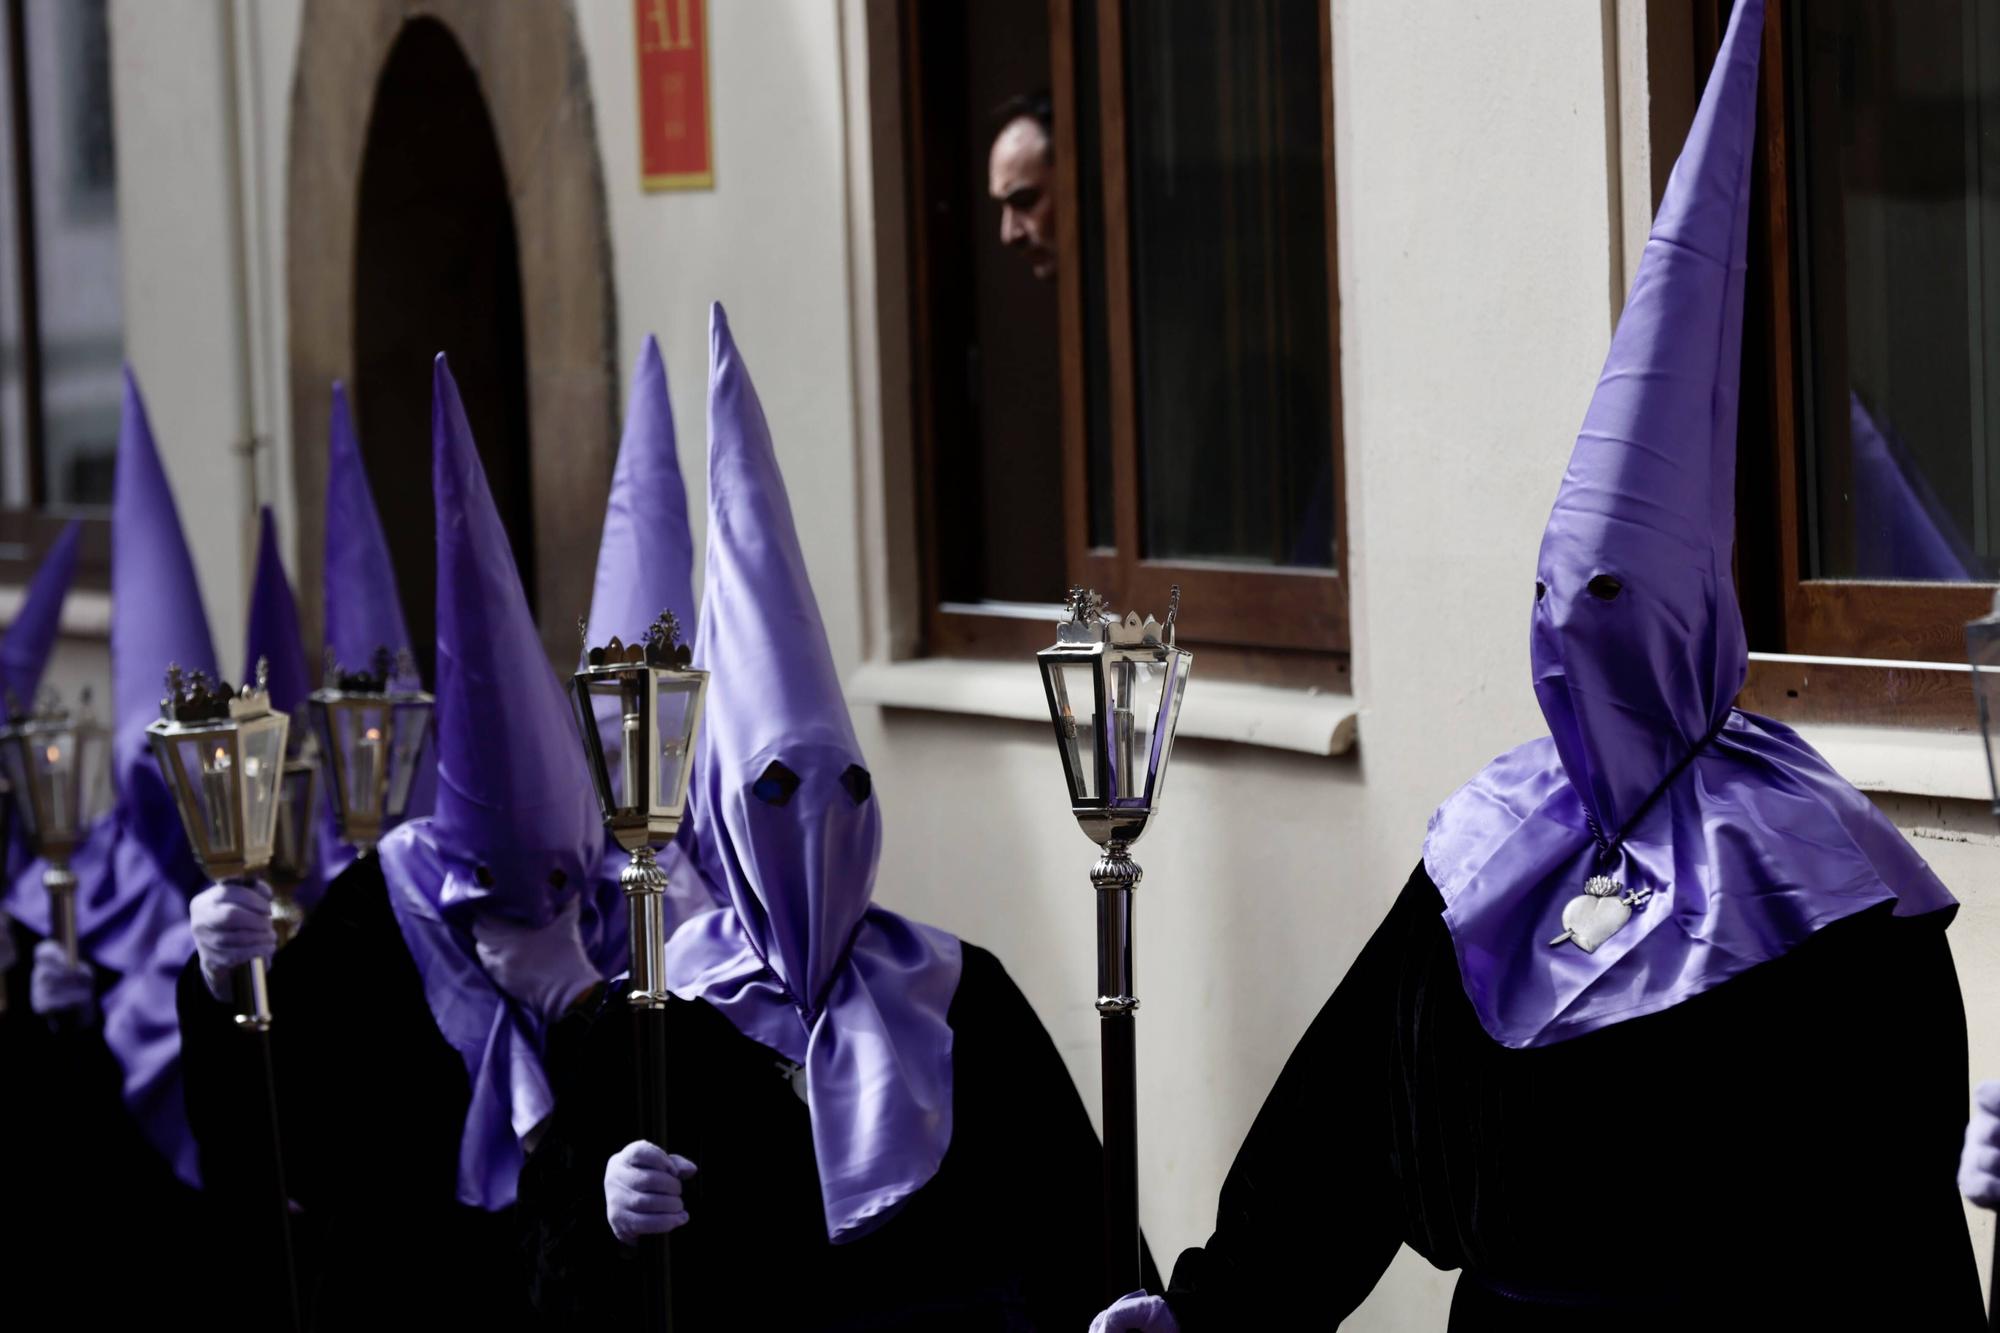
[351,17,533,685]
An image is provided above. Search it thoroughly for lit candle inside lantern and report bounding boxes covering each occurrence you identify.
[353,725,382,816]
[43,742,68,834]
[203,744,237,851]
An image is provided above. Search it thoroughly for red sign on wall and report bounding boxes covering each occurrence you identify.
[635,0,713,191]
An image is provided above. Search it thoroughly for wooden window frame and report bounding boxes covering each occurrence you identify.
[0,0,109,590]
[902,0,1349,692]
[1720,0,1983,729]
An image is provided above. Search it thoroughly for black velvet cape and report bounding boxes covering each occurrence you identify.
[176,854,535,1330]
[519,941,1135,1330]
[0,917,203,1326]
[1163,861,1984,1329]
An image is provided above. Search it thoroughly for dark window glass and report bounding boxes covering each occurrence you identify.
[1790,0,2000,580]
[0,0,123,513]
[1123,0,1335,568]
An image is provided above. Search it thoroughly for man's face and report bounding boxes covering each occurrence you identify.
[989,117,1056,280]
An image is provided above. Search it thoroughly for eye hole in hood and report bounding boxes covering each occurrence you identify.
[839,764,873,804]
[752,760,801,806]
[1535,580,1546,603]
[1587,574,1623,601]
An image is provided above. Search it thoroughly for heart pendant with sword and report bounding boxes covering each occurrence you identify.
[1549,874,1653,953]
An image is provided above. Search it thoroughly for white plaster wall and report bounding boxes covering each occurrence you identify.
[73,0,1999,1323]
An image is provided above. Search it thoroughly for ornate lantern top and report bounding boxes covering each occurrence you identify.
[319,645,423,696]
[581,609,694,670]
[158,660,275,726]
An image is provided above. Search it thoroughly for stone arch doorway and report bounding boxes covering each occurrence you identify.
[288,0,618,671]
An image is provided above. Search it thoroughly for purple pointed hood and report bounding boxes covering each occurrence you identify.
[245,509,310,716]
[321,382,434,874]
[1425,0,1954,1049]
[588,335,697,645]
[0,519,79,711]
[3,368,211,1186]
[375,355,614,1211]
[427,354,598,922]
[113,366,219,871]
[245,507,329,908]
[323,381,421,672]
[665,305,961,1242]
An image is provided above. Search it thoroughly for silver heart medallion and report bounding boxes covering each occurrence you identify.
[1548,875,1652,953]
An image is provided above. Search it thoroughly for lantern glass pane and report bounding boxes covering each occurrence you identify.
[331,699,390,825]
[579,674,648,815]
[239,717,287,861]
[39,727,84,840]
[77,728,110,830]
[1105,651,1169,808]
[386,699,430,821]
[1968,612,2000,814]
[1049,659,1099,804]
[273,763,318,881]
[0,734,31,840]
[170,733,239,857]
[654,676,700,814]
[1146,648,1193,808]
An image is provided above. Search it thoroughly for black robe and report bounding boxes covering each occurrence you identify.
[1163,862,1984,1329]
[0,917,204,1325]
[177,854,535,1329]
[519,941,1133,1330]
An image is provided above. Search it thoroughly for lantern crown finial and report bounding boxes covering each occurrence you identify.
[159,664,273,724]
[581,607,694,670]
[321,643,414,694]
[1055,586,1179,648]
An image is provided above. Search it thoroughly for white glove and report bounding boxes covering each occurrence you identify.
[190,881,277,1003]
[471,896,601,1024]
[1961,1079,2000,1208]
[604,1140,696,1245]
[1091,1291,1179,1333]
[30,939,94,1019]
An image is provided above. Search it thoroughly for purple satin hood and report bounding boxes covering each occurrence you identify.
[113,366,218,873]
[2,367,214,1182]
[665,304,962,1243]
[378,819,626,1209]
[0,518,78,710]
[585,334,720,909]
[1424,0,1954,1049]
[321,381,435,879]
[245,507,330,910]
[376,356,608,1209]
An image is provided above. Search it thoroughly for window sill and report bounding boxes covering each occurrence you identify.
[847,657,1358,756]
[1786,722,1990,804]
[0,585,109,639]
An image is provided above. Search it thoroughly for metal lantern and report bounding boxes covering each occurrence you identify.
[266,713,321,945]
[308,647,433,854]
[1036,585,1192,1300]
[570,610,708,1007]
[147,662,289,1029]
[0,687,112,966]
[571,609,707,1333]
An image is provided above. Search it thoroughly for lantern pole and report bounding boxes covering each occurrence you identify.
[1038,586,1190,1302]
[573,610,707,1333]
[148,662,302,1333]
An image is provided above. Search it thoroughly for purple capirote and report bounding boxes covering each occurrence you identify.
[320,380,435,879]
[664,304,962,1243]
[1424,0,1954,1049]
[6,366,213,1184]
[375,354,619,1210]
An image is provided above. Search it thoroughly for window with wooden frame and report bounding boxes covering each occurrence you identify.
[1715,0,1996,729]
[0,0,118,587]
[899,0,1345,690]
